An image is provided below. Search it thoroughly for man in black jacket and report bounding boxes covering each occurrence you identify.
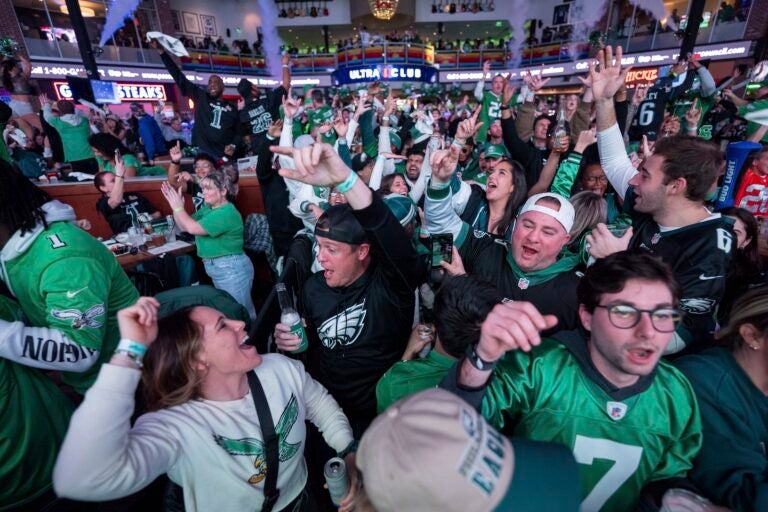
[149,37,239,159]
[238,53,291,152]
[272,142,421,436]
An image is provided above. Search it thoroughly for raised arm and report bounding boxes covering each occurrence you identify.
[150,39,200,99]
[592,46,636,198]
[272,142,421,290]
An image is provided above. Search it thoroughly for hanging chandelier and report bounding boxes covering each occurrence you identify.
[368,0,399,20]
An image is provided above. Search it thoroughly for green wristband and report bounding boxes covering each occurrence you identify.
[335,171,359,194]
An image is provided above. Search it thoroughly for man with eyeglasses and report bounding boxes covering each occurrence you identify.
[587,46,735,354]
[442,251,704,511]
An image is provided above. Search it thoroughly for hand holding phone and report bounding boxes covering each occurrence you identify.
[431,233,454,268]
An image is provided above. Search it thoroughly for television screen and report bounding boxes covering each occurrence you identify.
[91,79,121,104]
[65,76,94,104]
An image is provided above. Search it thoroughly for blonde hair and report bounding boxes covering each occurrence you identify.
[569,191,607,239]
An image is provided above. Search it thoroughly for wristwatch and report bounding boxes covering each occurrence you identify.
[465,344,497,371]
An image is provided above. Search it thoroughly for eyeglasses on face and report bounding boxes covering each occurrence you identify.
[595,303,681,333]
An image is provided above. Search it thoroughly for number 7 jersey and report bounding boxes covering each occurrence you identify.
[482,333,702,511]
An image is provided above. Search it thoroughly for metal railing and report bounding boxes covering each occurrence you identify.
[23,11,750,77]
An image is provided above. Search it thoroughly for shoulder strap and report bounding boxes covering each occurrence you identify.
[248,371,281,512]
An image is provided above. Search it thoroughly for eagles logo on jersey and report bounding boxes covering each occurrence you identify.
[317,301,367,349]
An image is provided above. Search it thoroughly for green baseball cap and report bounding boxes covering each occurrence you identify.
[485,144,508,160]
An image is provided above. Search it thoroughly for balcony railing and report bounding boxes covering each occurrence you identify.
[23,10,750,77]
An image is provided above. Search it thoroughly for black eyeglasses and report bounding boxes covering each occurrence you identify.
[595,304,681,333]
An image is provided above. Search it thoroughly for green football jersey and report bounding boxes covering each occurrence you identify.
[477,91,502,143]
[482,337,702,511]
[0,221,139,393]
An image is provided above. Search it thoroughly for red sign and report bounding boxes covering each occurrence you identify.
[53,81,168,102]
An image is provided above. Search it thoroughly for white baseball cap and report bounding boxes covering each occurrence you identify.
[357,389,580,512]
[517,192,575,233]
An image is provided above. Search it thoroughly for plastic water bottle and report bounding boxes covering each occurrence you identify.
[276,283,309,353]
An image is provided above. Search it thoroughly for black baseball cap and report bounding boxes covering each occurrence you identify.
[315,205,368,245]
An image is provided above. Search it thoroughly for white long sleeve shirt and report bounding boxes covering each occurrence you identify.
[54,354,353,511]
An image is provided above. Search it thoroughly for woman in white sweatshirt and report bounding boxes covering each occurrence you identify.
[53,296,358,512]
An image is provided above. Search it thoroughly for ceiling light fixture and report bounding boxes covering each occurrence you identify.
[368,0,398,20]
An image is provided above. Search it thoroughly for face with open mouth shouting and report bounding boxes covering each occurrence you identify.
[579,279,676,388]
[511,209,570,272]
[485,161,516,202]
[190,306,261,376]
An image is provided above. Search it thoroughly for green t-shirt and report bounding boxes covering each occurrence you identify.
[192,202,244,259]
[96,154,167,177]
[48,115,94,162]
[484,338,702,511]
[375,350,456,413]
[0,296,75,511]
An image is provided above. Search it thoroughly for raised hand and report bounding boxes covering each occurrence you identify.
[502,78,516,106]
[282,94,299,119]
[476,302,558,359]
[268,119,283,139]
[353,97,371,121]
[429,145,460,184]
[685,98,702,129]
[585,223,633,259]
[116,297,161,347]
[482,60,492,76]
[631,83,649,106]
[576,74,593,89]
[39,92,51,105]
[114,149,126,177]
[383,91,396,117]
[523,66,551,92]
[455,106,483,141]
[161,181,186,210]
[589,45,632,101]
[271,142,352,187]
[281,52,291,66]
[333,115,349,138]
[574,128,597,153]
[169,140,182,163]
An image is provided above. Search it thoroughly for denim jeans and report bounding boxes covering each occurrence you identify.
[203,253,257,320]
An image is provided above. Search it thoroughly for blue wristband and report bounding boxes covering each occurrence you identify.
[336,171,359,194]
[117,338,148,357]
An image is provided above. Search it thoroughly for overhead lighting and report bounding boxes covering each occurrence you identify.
[60,5,96,17]
[368,0,398,20]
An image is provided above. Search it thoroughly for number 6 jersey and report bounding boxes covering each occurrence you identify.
[481,331,702,512]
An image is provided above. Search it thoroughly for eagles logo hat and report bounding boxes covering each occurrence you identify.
[484,144,508,160]
[357,389,580,512]
[315,205,368,245]
[518,192,575,234]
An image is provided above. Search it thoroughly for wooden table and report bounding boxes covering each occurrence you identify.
[39,174,266,240]
[113,239,197,270]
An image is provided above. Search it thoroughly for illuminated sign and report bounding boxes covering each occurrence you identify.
[32,64,332,87]
[54,81,168,102]
[334,64,437,84]
[439,41,752,83]
[624,67,659,86]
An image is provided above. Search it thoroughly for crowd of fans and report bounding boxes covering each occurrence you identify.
[2,33,768,512]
